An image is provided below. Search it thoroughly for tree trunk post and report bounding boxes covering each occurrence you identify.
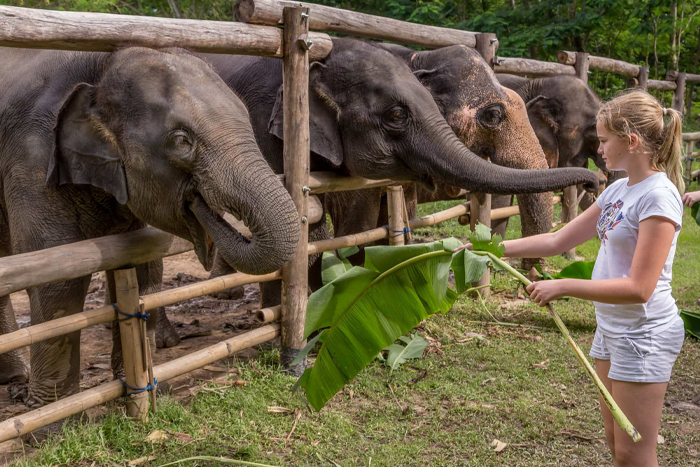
[686,140,694,182]
[673,72,687,115]
[114,268,150,421]
[637,66,649,91]
[387,186,407,246]
[280,6,310,375]
[472,32,497,296]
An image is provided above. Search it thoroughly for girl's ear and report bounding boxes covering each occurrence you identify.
[628,133,641,151]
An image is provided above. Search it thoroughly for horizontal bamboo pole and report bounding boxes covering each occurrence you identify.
[140,271,281,311]
[284,172,394,195]
[0,324,280,444]
[256,305,282,323]
[683,132,700,142]
[493,57,575,76]
[234,0,478,49]
[0,5,332,61]
[666,70,700,84]
[557,51,640,77]
[647,79,677,91]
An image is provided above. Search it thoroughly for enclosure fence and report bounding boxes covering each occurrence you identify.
[0,0,693,443]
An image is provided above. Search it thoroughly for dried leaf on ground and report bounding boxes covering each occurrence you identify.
[128,456,157,466]
[658,434,665,444]
[146,430,168,443]
[267,406,294,414]
[531,359,550,370]
[490,438,507,452]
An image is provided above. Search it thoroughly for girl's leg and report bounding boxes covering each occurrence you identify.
[596,359,616,460]
[610,380,668,467]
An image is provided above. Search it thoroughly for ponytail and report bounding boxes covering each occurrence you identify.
[597,90,685,194]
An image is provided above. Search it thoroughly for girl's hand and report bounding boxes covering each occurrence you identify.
[526,280,568,306]
[453,243,473,252]
[682,190,700,207]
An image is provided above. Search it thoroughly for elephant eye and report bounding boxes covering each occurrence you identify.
[478,105,504,128]
[383,106,409,132]
[165,129,195,159]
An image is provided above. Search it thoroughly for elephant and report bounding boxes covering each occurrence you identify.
[489,74,626,238]
[194,39,598,310]
[0,46,300,407]
[327,43,575,270]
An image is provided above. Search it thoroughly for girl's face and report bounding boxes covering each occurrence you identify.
[596,121,632,171]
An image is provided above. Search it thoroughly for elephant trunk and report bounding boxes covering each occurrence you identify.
[412,118,599,195]
[192,138,300,275]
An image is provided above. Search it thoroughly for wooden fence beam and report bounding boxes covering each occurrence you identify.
[673,72,687,115]
[234,0,478,49]
[683,131,700,141]
[279,6,310,374]
[0,5,331,61]
[557,51,640,77]
[493,56,575,76]
[647,79,677,91]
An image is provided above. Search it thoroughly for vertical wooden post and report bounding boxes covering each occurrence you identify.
[560,52,590,260]
[673,72,687,115]
[470,32,497,297]
[114,268,149,421]
[637,66,649,91]
[280,5,310,374]
[387,186,407,246]
[686,140,694,182]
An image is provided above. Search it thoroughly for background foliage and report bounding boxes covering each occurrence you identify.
[3,0,699,119]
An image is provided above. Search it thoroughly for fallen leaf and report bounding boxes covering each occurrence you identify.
[491,438,507,452]
[531,359,550,370]
[128,456,157,466]
[657,434,665,444]
[171,432,192,443]
[311,440,320,446]
[517,334,543,342]
[267,406,294,414]
[666,420,680,424]
[203,365,229,372]
[481,378,496,386]
[215,379,247,387]
[146,430,168,443]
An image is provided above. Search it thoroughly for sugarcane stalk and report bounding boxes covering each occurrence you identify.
[474,250,642,443]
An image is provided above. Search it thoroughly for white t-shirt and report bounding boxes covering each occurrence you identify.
[592,172,683,338]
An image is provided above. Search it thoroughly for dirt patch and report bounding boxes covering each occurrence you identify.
[0,251,268,449]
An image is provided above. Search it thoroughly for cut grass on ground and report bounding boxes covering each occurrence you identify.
[7,189,700,467]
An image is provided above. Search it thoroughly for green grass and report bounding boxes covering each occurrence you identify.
[9,198,700,467]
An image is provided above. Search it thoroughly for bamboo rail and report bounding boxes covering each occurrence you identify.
[387,186,407,247]
[234,0,478,49]
[647,79,677,91]
[256,306,282,324]
[0,324,280,444]
[683,132,700,141]
[556,51,640,77]
[0,5,332,61]
[493,56,575,76]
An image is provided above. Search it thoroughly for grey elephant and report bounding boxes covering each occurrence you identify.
[340,43,567,260]
[0,46,300,407]
[489,74,626,237]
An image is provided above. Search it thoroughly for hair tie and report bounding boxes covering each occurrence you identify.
[663,108,668,116]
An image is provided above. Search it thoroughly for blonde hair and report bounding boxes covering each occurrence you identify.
[596,90,685,194]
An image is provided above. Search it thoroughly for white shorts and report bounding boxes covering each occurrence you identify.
[589,316,685,383]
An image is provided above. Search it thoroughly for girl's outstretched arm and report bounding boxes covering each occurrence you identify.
[527,216,677,306]
[500,204,601,259]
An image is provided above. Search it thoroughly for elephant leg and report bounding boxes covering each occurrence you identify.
[25,276,91,408]
[490,194,514,239]
[0,296,29,384]
[208,252,245,301]
[260,216,331,308]
[326,188,383,266]
[109,262,161,379]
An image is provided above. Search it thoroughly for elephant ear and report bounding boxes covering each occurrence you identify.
[268,62,344,167]
[47,83,129,204]
[525,95,561,135]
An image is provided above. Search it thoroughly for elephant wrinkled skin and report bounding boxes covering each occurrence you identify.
[0,47,300,406]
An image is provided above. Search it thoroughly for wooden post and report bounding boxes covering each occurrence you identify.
[637,66,649,91]
[280,6,310,375]
[673,72,687,115]
[471,33,497,297]
[387,186,407,246]
[114,268,149,421]
[686,140,694,182]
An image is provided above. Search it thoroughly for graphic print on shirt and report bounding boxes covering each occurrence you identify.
[597,199,624,247]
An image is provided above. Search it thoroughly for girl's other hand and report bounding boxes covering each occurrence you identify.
[682,190,700,207]
[526,280,568,306]
[453,243,473,252]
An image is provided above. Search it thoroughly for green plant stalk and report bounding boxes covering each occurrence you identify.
[157,456,278,467]
[474,251,642,443]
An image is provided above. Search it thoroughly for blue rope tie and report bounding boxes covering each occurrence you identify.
[112,303,149,322]
[386,226,411,238]
[120,377,158,396]
[686,156,695,162]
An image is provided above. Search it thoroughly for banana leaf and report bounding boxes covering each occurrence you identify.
[553,261,595,280]
[299,238,488,410]
[691,204,700,226]
[385,334,429,374]
[680,309,700,339]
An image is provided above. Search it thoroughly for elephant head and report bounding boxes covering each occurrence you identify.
[377,43,580,240]
[47,48,299,275]
[270,39,598,196]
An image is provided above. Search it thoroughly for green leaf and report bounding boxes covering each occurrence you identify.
[469,223,505,258]
[451,248,491,294]
[385,334,429,373]
[553,261,595,280]
[291,330,327,367]
[691,203,700,227]
[300,240,460,410]
[338,246,360,260]
[321,252,352,286]
[534,264,553,280]
[680,309,700,339]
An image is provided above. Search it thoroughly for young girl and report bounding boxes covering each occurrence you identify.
[492,91,685,466]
